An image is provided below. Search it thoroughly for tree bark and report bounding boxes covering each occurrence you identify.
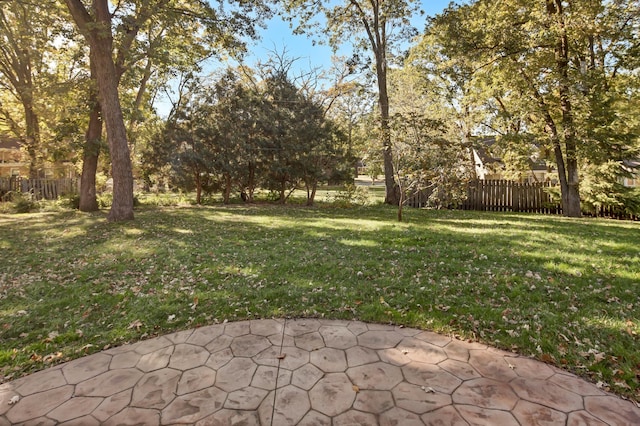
[549,0,581,217]
[79,53,101,212]
[64,0,134,221]
[79,96,101,212]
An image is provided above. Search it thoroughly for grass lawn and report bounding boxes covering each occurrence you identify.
[0,201,639,401]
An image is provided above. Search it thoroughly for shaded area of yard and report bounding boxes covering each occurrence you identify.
[0,205,638,400]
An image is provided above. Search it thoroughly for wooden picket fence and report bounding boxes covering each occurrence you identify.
[0,177,78,201]
[461,180,561,214]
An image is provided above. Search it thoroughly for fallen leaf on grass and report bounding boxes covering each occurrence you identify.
[128,320,143,331]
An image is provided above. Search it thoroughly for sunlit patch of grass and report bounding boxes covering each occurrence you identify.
[0,205,639,400]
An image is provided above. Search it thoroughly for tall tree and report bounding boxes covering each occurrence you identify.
[282,0,420,205]
[427,0,640,217]
[64,0,135,221]
[0,1,63,177]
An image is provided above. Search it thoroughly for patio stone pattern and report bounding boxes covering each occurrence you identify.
[1,319,639,425]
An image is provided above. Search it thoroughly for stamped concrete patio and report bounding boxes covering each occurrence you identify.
[1,319,639,425]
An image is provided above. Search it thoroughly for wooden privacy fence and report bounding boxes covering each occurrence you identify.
[461,180,560,213]
[0,177,78,201]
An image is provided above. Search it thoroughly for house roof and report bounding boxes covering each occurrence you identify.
[0,135,21,150]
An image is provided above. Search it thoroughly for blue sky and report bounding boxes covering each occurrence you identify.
[238,0,458,71]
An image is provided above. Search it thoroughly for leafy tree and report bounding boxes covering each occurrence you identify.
[282,0,421,205]
[64,0,271,218]
[426,0,640,217]
[0,1,68,177]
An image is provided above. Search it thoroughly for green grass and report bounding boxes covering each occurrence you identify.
[0,201,639,401]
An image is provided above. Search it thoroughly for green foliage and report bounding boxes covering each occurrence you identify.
[4,192,39,213]
[580,162,640,216]
[325,184,370,207]
[143,65,353,206]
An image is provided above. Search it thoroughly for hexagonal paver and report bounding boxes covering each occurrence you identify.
[443,339,473,362]
[230,334,272,357]
[380,407,424,426]
[468,349,518,382]
[567,411,610,426]
[298,410,331,426]
[92,389,132,422]
[506,356,555,379]
[196,409,260,426]
[161,387,226,424]
[165,329,194,344]
[75,369,144,397]
[15,368,66,395]
[224,321,250,337]
[421,405,472,425]
[333,410,377,425]
[284,319,322,336]
[357,330,404,349]
[456,405,519,425]
[397,337,448,364]
[250,319,283,337]
[452,378,519,410]
[438,358,482,381]
[347,362,403,390]
[215,357,258,392]
[137,346,173,372]
[345,346,379,367]
[392,382,452,414]
[131,368,181,409]
[47,396,102,423]
[319,325,357,349]
[415,331,454,347]
[295,332,325,352]
[401,362,462,393]
[310,347,347,372]
[6,386,74,424]
[133,336,172,355]
[61,353,111,384]
[259,386,310,425]
[177,366,216,395]
[168,344,210,371]
[549,372,606,396]
[584,395,640,425]
[224,386,269,410]
[353,390,395,414]
[111,351,142,369]
[186,324,224,347]
[378,348,413,366]
[205,335,234,353]
[251,365,292,390]
[206,347,234,370]
[309,373,356,416]
[103,407,159,426]
[254,346,309,371]
[510,377,583,412]
[291,364,324,391]
[513,399,567,425]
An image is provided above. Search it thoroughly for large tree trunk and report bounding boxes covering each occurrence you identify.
[376,52,399,206]
[79,94,101,212]
[23,102,41,178]
[549,0,581,217]
[79,53,101,212]
[65,0,134,221]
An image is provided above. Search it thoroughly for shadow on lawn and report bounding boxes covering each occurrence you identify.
[0,206,638,397]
